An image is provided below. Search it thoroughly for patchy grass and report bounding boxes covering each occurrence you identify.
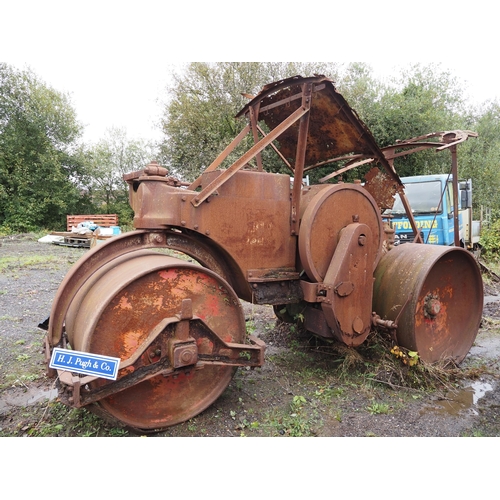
[0,400,130,437]
[0,255,63,272]
[2,319,498,437]
[0,315,21,322]
[0,336,46,390]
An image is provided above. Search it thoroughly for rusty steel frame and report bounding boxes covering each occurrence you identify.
[184,78,475,248]
[56,327,265,409]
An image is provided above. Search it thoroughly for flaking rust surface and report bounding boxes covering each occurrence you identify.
[363,166,401,211]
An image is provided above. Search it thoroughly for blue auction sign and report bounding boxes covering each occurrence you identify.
[49,348,120,381]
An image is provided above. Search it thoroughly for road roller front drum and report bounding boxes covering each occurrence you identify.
[373,243,483,364]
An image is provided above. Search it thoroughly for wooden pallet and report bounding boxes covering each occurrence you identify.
[51,231,111,248]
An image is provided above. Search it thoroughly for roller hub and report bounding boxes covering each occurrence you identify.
[298,184,383,346]
[424,294,441,318]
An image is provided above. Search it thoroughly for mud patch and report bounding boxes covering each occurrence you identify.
[422,380,494,417]
[0,384,57,415]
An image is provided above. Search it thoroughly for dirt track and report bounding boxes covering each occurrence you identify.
[1,236,499,437]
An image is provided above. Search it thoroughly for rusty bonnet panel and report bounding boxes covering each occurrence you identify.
[237,75,403,187]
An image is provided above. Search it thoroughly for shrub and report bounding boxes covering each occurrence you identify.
[479,219,500,260]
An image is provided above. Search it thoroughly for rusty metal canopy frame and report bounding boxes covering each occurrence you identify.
[236,75,400,174]
[189,75,476,190]
[382,130,478,159]
[190,74,405,182]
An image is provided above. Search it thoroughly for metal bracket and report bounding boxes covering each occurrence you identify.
[52,300,266,409]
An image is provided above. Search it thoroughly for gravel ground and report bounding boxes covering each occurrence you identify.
[1,235,499,437]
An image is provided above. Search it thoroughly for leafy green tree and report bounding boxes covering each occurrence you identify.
[335,62,385,118]
[377,64,465,139]
[459,100,500,219]
[0,63,86,232]
[83,127,158,225]
[359,64,470,178]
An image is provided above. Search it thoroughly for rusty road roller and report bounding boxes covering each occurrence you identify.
[43,75,483,431]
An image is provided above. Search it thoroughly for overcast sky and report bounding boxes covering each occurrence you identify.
[2,2,498,144]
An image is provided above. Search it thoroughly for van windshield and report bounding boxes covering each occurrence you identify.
[387,180,443,215]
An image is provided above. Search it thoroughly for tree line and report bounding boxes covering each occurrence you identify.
[0,63,155,233]
[1,61,499,234]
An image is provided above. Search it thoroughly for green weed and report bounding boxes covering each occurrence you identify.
[366,402,390,415]
[267,395,316,437]
[479,220,500,260]
[314,385,345,401]
[23,402,128,437]
[291,395,307,410]
[245,320,256,335]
